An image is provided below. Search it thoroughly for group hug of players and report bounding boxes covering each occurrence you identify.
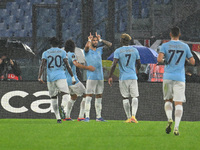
[38,26,195,136]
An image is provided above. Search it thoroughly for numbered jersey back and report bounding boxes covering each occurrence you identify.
[160,40,193,82]
[42,47,67,82]
[114,46,140,80]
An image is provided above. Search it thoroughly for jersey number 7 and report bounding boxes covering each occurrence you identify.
[125,54,131,66]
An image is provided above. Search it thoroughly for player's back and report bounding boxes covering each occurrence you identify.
[114,46,140,80]
[160,40,193,82]
[65,52,79,86]
[42,47,66,82]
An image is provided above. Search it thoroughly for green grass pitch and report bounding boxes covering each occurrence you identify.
[0,119,199,150]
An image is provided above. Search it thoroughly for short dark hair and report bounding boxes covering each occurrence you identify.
[170,26,180,37]
[49,37,59,47]
[65,39,75,52]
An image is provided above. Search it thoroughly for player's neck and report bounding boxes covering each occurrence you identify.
[171,37,179,41]
[90,46,97,51]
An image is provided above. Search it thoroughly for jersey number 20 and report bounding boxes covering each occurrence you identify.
[47,55,62,68]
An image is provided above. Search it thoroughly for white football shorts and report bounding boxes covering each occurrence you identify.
[163,79,186,102]
[85,80,104,94]
[119,80,139,98]
[47,79,69,97]
[69,81,86,96]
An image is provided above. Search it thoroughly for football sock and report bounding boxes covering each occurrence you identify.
[174,105,183,129]
[65,99,75,118]
[61,94,70,108]
[164,101,173,121]
[131,98,138,117]
[95,98,102,118]
[123,99,131,119]
[85,96,92,118]
[51,98,61,119]
[78,98,86,118]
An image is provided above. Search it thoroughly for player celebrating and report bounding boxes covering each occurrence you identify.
[108,33,141,123]
[157,27,195,135]
[84,32,112,122]
[61,39,95,121]
[38,37,75,123]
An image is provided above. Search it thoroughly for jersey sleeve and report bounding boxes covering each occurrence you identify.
[72,54,77,62]
[62,50,67,59]
[186,44,193,59]
[160,44,166,54]
[42,52,46,60]
[114,49,119,59]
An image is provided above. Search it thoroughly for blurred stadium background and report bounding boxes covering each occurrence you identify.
[0,0,200,81]
[0,0,200,120]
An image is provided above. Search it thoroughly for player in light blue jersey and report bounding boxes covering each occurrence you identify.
[60,39,95,121]
[108,33,141,123]
[157,27,195,135]
[38,37,76,123]
[84,32,112,122]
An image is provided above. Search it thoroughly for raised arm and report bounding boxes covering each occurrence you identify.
[96,32,112,48]
[84,32,93,52]
[38,59,47,83]
[73,60,95,71]
[108,58,119,86]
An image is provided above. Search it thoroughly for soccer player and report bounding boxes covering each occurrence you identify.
[61,39,95,121]
[157,27,195,135]
[38,37,76,123]
[108,33,141,123]
[84,32,112,122]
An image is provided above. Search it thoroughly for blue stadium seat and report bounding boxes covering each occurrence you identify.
[7,15,17,24]
[14,22,22,30]
[0,9,9,18]
[0,23,5,30]
[164,0,171,4]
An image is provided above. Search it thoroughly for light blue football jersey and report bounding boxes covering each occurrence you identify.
[160,40,193,82]
[114,46,140,80]
[42,47,67,82]
[65,52,80,86]
[84,47,103,80]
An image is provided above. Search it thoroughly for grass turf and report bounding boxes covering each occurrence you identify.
[0,119,199,150]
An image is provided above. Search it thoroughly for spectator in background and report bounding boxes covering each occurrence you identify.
[0,54,21,81]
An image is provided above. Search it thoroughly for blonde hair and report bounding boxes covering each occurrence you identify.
[121,33,132,41]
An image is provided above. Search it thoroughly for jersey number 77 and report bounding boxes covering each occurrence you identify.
[167,50,184,65]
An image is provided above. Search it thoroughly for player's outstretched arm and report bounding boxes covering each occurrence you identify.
[38,59,46,84]
[108,58,119,86]
[64,58,76,84]
[73,60,95,71]
[84,32,93,52]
